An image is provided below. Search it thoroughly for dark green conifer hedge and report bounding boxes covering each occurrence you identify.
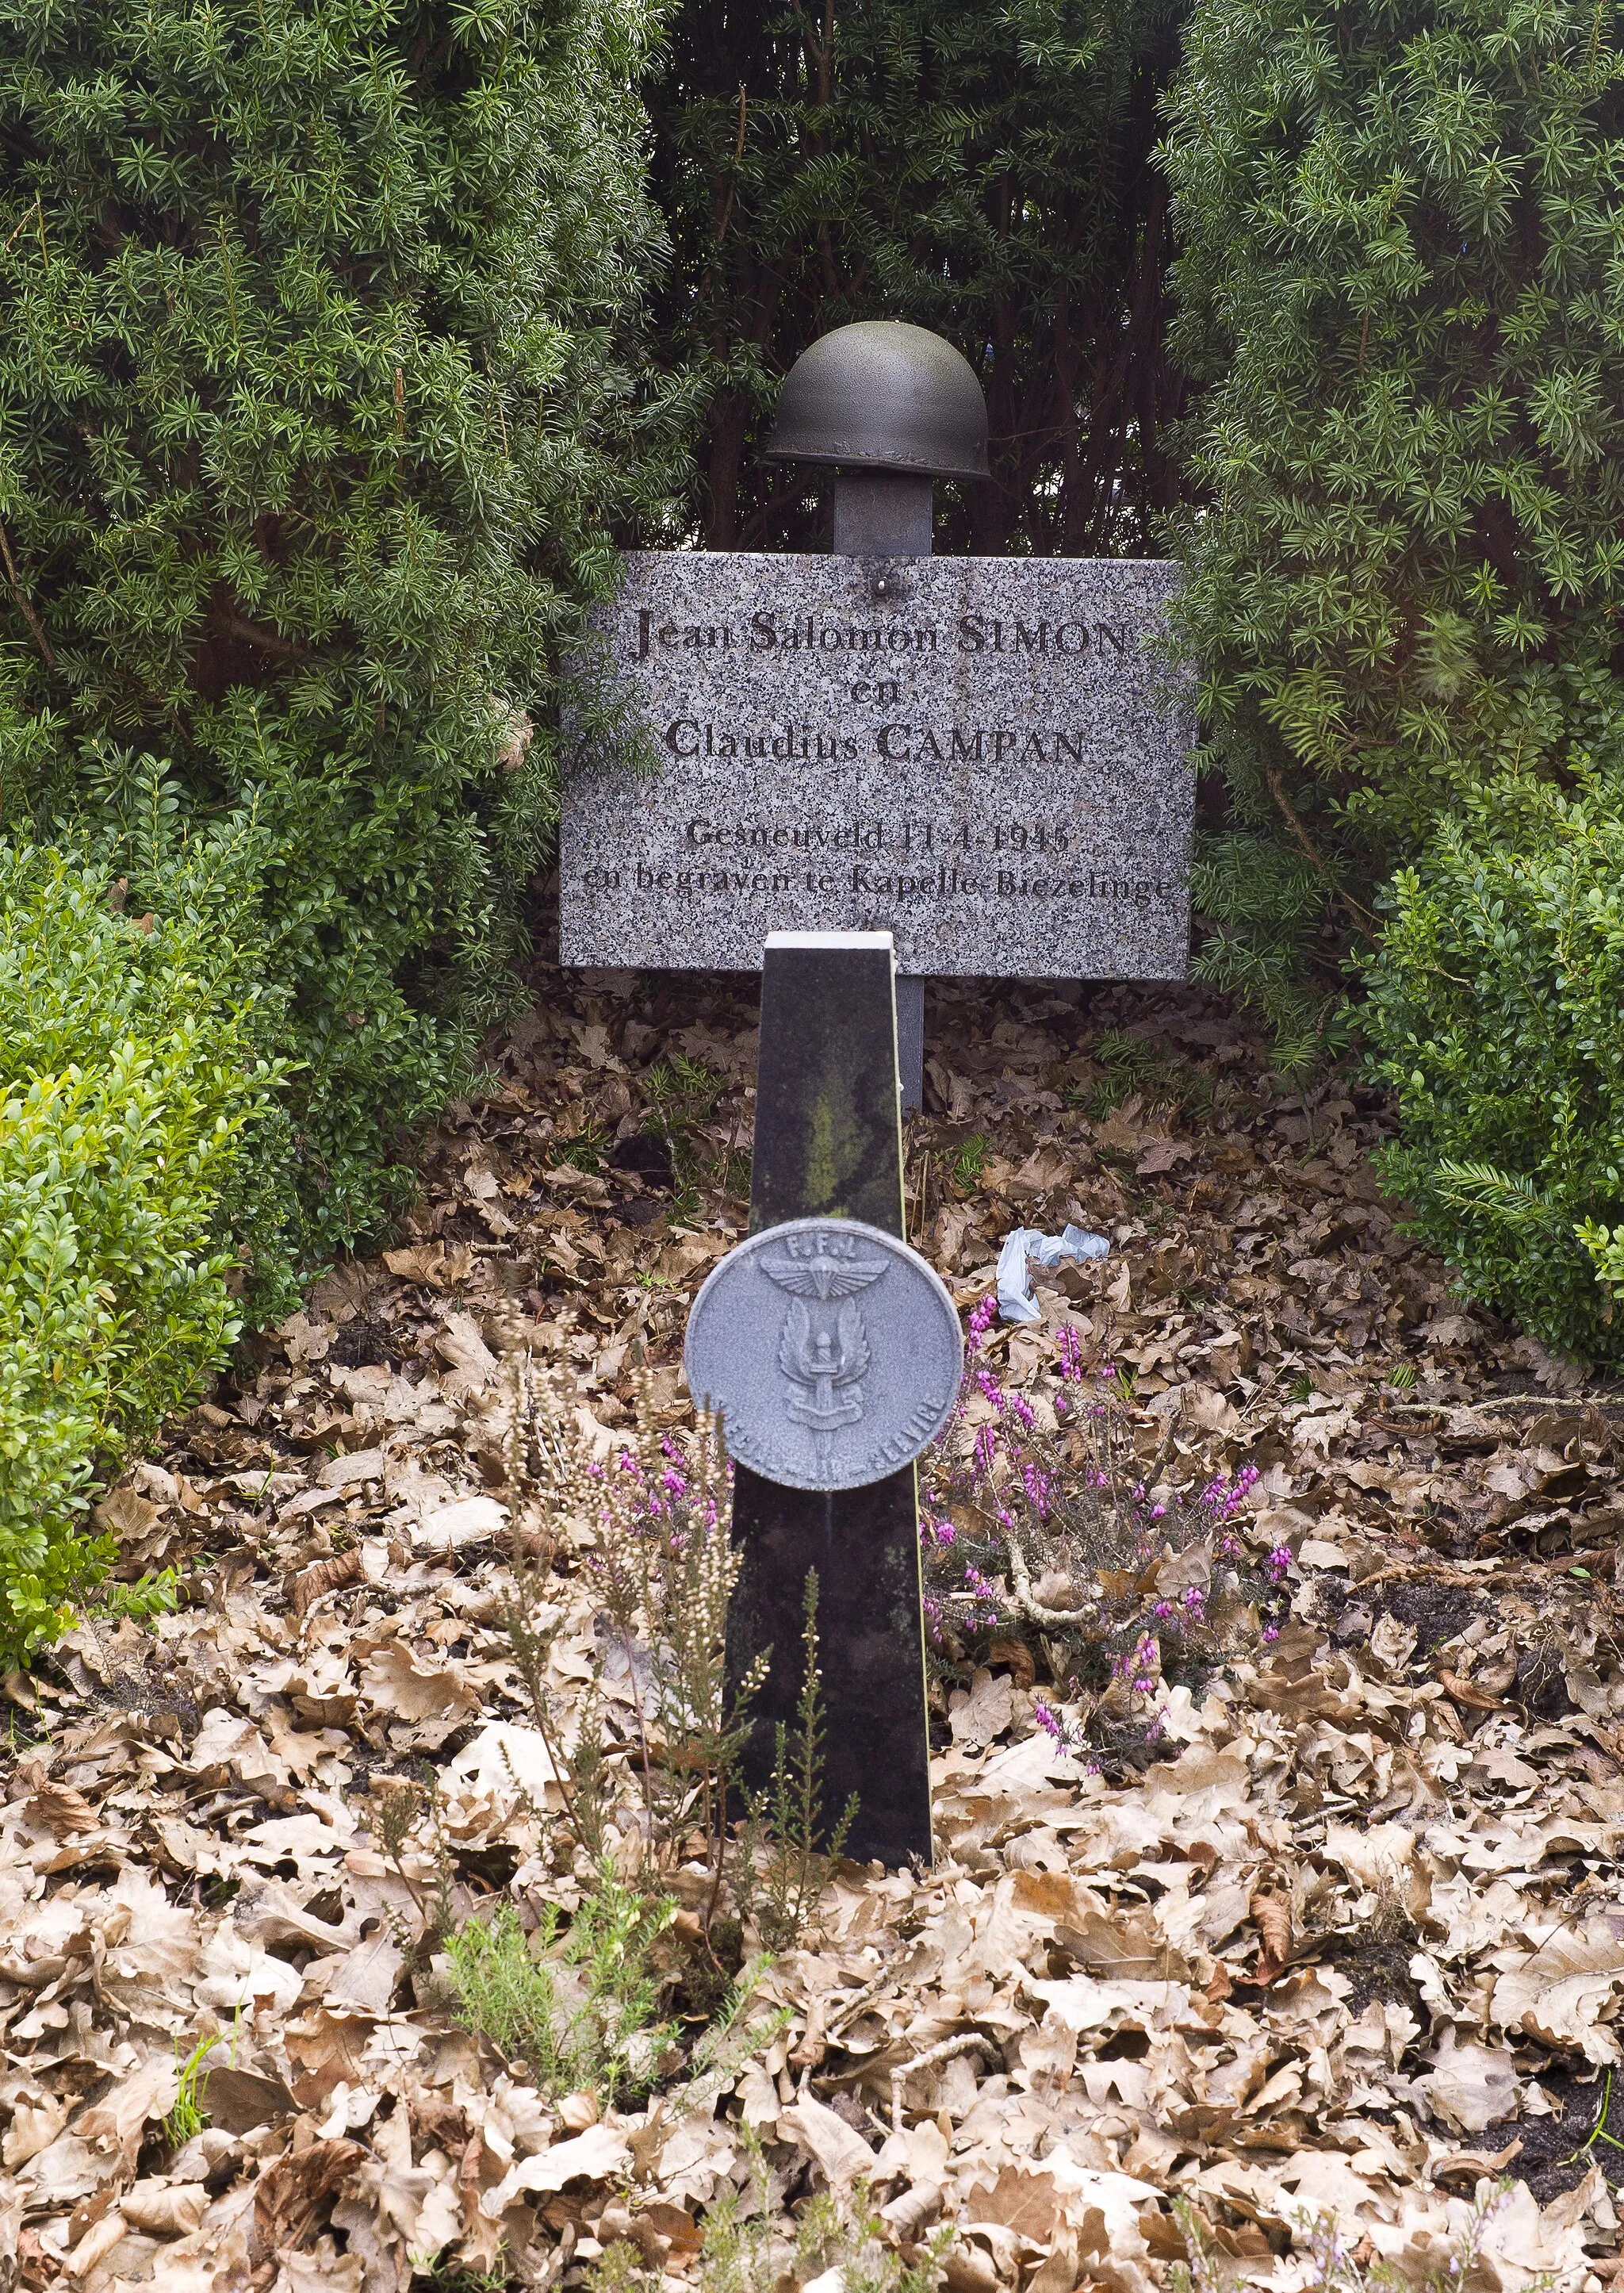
[649,0,1187,557]
[0,0,689,1647]
[0,0,689,1303]
[1161,0,1624,1065]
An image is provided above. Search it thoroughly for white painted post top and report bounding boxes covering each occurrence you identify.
[764,930,896,954]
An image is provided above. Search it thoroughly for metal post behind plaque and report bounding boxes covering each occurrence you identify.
[765,321,992,1116]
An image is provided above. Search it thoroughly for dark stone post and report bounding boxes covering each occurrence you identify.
[726,931,934,1867]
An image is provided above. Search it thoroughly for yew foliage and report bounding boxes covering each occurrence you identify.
[1162,0,1624,1059]
[0,0,688,1286]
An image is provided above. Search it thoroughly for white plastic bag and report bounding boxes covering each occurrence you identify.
[995,1224,1109,1324]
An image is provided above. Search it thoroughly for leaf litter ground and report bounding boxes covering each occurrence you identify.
[8,968,1624,2293]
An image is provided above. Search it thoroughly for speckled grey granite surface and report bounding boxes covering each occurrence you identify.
[559,552,1193,978]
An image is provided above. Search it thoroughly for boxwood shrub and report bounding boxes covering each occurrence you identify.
[0,842,272,1660]
[1365,751,1624,1368]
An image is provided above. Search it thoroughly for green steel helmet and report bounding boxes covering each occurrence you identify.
[765,320,990,480]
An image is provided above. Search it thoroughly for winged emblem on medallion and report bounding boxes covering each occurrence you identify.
[758,1238,887,1301]
[760,1232,886,1464]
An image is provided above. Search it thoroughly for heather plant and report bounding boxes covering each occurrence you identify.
[367,1770,458,1956]
[497,1367,847,1945]
[504,1392,764,1885]
[442,1875,678,2103]
[591,2133,951,2293]
[737,1572,858,1952]
[365,1757,783,2108]
[1170,2180,1526,2293]
[918,1300,1278,1732]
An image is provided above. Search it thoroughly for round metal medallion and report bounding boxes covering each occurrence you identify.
[683,1217,965,1493]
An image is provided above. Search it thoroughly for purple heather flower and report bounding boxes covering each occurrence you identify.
[1021,1462,1053,1516]
[975,1367,1006,1412]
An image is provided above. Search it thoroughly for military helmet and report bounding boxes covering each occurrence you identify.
[765,320,989,481]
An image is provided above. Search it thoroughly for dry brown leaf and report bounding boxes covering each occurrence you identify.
[986,1635,1036,1690]
[121,2180,210,2236]
[1493,1917,1624,2062]
[290,1548,364,1616]
[1431,2140,1523,2188]
[1009,1869,1086,1921]
[383,1242,473,1288]
[358,1641,480,1731]
[316,1446,386,1490]
[1247,1885,1293,1981]
[253,2138,367,2255]
[25,1776,99,1839]
[1437,1668,1505,1712]
[91,1486,161,1540]
[778,2096,876,2188]
[638,2201,703,2258]
[1055,1910,1189,1981]
[942,2249,1000,2293]
[198,2066,298,2134]
[76,2056,180,2166]
[965,2168,1060,2241]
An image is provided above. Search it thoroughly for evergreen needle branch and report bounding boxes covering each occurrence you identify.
[1263,768,1378,934]
[209,599,306,659]
[0,520,55,669]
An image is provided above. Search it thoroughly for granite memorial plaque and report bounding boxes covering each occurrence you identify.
[684,1217,962,1491]
[561,552,1193,979]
